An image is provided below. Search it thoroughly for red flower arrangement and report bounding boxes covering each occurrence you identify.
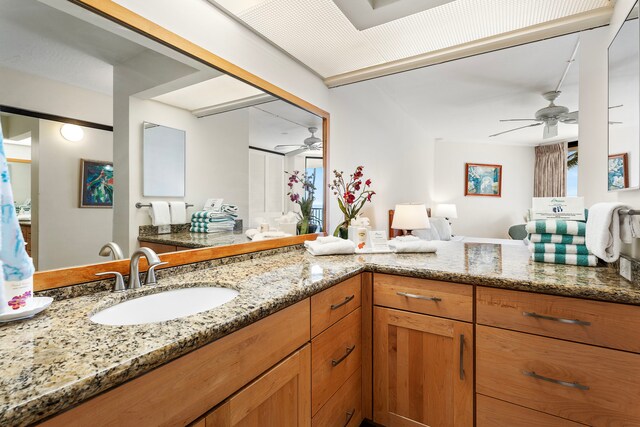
[329,166,375,237]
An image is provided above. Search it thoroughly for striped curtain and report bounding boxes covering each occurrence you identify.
[534,142,567,197]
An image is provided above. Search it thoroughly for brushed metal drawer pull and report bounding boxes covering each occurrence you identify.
[522,370,590,391]
[396,291,442,302]
[343,409,355,426]
[332,345,356,367]
[523,311,591,326]
[459,334,465,380]
[331,294,355,310]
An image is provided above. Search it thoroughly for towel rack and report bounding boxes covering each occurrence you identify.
[135,202,194,209]
[620,209,640,216]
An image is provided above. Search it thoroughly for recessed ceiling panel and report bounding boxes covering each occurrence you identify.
[210,0,609,79]
[332,0,455,30]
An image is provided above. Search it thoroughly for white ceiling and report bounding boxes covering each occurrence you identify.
[354,31,582,146]
[209,0,609,79]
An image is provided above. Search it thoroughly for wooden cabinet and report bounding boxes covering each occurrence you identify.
[476,394,585,427]
[312,369,362,427]
[373,306,473,426]
[311,274,361,337]
[204,345,311,427]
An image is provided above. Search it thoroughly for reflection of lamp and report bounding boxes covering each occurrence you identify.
[392,203,430,235]
[433,203,458,221]
[60,124,84,142]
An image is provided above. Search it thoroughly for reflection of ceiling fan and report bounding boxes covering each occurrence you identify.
[274,127,323,153]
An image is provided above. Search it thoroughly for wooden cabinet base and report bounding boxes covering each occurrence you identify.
[205,345,311,426]
[477,394,586,427]
[312,369,362,427]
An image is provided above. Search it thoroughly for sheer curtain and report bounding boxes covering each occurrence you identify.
[534,142,567,197]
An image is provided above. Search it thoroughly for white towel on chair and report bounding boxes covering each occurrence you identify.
[304,238,355,255]
[586,202,632,262]
[169,201,187,225]
[149,201,170,226]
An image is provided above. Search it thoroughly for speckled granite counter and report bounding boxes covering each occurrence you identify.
[2,241,639,426]
[138,230,251,249]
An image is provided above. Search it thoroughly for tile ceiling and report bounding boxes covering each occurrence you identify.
[210,0,610,79]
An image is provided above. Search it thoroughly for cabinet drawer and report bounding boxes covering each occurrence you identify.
[311,275,361,337]
[374,273,472,322]
[477,325,640,426]
[477,394,586,427]
[312,307,361,415]
[476,286,640,352]
[312,369,362,427]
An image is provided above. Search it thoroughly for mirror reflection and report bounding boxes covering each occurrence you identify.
[0,0,324,272]
[608,2,639,191]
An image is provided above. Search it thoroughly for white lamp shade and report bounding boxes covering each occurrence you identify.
[434,203,458,219]
[60,124,84,142]
[392,203,430,230]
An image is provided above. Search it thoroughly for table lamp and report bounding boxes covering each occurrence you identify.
[392,203,430,235]
[433,203,458,221]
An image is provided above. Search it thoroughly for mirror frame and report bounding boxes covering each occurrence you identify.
[34,0,329,291]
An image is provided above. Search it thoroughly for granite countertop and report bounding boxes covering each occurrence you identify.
[138,230,251,249]
[2,241,639,426]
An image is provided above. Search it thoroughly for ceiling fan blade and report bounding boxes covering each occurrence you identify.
[558,110,578,124]
[274,144,305,151]
[543,123,558,139]
[609,121,623,125]
[499,119,539,122]
[285,147,308,156]
[609,104,623,109]
[489,123,542,137]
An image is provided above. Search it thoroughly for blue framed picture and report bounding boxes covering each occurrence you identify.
[608,153,629,191]
[465,163,502,197]
[80,159,113,208]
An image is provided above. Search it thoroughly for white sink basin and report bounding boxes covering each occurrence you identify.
[90,287,239,326]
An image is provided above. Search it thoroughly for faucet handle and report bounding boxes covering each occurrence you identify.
[144,262,168,286]
[96,271,126,292]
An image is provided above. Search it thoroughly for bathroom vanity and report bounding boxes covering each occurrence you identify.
[2,242,639,426]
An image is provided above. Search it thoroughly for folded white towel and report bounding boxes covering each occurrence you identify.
[169,201,187,225]
[149,201,170,226]
[315,236,343,245]
[389,238,437,253]
[245,229,259,239]
[252,231,290,241]
[304,239,355,256]
[586,202,632,262]
[395,235,420,242]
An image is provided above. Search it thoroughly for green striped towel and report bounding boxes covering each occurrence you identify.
[192,210,237,219]
[529,243,590,255]
[532,253,597,266]
[529,233,586,245]
[191,217,234,223]
[525,220,586,236]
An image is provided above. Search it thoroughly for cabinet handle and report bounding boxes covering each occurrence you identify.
[523,311,591,326]
[459,334,465,380]
[332,345,356,367]
[522,370,589,391]
[396,291,442,302]
[331,295,355,310]
[343,409,355,426]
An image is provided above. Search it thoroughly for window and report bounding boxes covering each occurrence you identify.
[567,141,578,196]
[305,157,324,231]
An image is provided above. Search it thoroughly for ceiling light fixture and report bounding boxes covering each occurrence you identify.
[60,124,84,142]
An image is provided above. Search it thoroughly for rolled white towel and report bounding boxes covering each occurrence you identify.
[305,239,355,256]
[389,238,437,253]
[586,202,631,262]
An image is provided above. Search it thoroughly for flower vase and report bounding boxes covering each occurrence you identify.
[338,226,349,240]
[297,218,310,235]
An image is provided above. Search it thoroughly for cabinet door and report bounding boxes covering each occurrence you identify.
[373,307,473,427]
[206,344,311,427]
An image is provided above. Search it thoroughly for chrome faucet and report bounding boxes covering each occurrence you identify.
[129,247,163,289]
[98,242,124,260]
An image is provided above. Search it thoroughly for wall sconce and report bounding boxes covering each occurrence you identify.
[60,124,84,142]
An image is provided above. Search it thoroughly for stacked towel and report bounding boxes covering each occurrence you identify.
[305,236,355,256]
[586,203,633,263]
[389,235,437,253]
[526,220,596,266]
[190,205,238,233]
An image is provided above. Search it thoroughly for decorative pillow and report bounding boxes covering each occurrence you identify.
[429,218,452,241]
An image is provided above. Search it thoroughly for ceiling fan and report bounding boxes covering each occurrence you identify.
[274,127,323,154]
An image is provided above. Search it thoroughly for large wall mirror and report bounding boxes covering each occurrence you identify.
[0,0,326,274]
[608,2,639,191]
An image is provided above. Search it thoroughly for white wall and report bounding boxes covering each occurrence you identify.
[328,82,434,235]
[125,98,250,254]
[111,0,329,113]
[36,120,113,270]
[432,140,535,238]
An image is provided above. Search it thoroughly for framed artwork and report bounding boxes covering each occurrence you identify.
[80,159,114,208]
[608,153,629,191]
[465,163,502,197]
